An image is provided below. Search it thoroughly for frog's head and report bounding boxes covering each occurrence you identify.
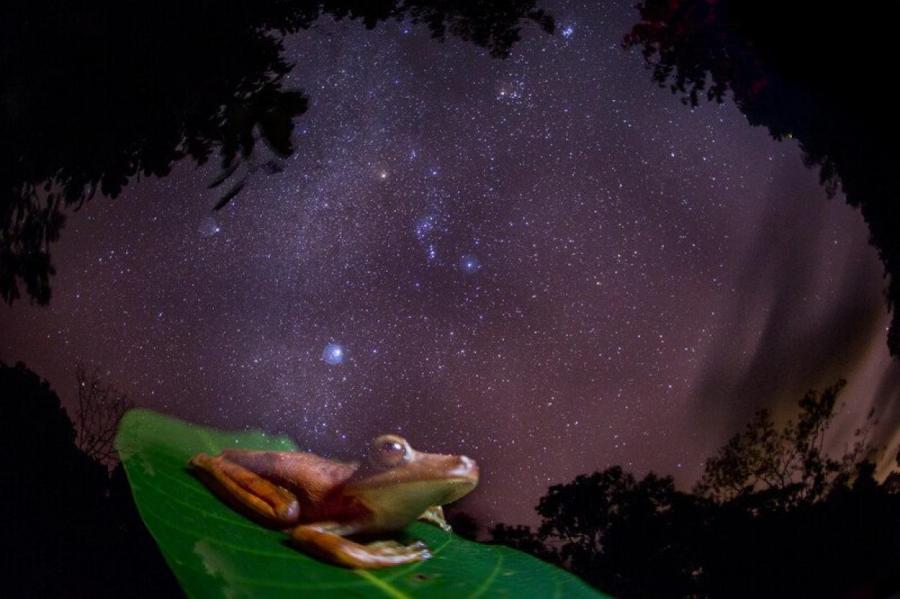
[344,434,479,531]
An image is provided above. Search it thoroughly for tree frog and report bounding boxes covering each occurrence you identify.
[189,434,478,568]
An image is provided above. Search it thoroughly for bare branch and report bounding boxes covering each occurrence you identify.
[74,363,134,467]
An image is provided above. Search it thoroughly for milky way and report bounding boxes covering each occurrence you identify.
[2,0,897,526]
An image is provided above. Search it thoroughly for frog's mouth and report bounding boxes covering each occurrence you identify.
[442,455,479,502]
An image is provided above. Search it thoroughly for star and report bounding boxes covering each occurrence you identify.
[459,254,481,274]
[198,216,221,237]
[321,343,345,365]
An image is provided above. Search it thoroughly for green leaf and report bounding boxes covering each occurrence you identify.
[116,409,605,598]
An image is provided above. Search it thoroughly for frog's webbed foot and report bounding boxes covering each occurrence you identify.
[290,523,431,569]
[418,505,452,532]
[190,453,299,527]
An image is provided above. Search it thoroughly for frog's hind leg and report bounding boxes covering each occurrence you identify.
[290,523,431,569]
[190,453,300,526]
[418,505,451,532]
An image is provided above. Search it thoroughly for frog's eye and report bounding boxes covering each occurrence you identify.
[371,435,410,467]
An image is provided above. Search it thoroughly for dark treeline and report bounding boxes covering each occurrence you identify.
[0,362,181,597]
[624,0,900,357]
[489,380,900,597]
[0,0,553,308]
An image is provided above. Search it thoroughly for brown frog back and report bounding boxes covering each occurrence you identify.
[221,449,358,518]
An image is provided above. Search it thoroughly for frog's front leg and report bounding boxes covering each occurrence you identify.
[418,505,452,532]
[290,522,431,569]
[190,453,300,526]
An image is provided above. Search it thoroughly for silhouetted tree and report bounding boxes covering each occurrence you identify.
[624,0,900,356]
[885,451,900,493]
[0,361,107,594]
[444,508,482,541]
[534,468,704,596]
[0,362,180,597]
[0,1,553,307]
[694,379,867,506]
[492,380,900,597]
[75,363,134,467]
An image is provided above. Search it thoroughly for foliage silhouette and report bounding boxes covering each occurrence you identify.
[624,0,900,356]
[693,379,869,505]
[75,362,135,467]
[444,507,482,541]
[0,0,553,307]
[0,362,180,597]
[490,381,900,597]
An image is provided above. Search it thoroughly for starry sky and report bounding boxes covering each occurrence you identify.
[2,1,898,527]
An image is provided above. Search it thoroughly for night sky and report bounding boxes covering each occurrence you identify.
[2,1,898,527]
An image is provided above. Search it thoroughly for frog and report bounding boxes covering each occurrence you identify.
[189,434,479,569]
